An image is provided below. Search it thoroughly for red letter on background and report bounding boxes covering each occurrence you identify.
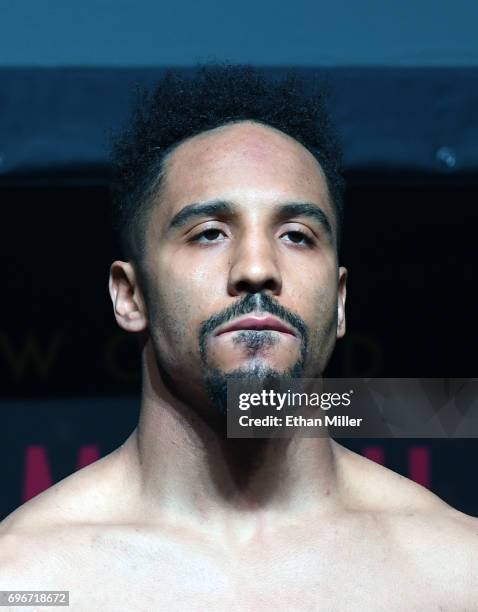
[23,445,53,502]
[408,446,430,488]
[23,444,101,502]
[76,445,100,469]
[363,446,385,464]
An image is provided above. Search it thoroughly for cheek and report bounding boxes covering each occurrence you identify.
[297,275,338,344]
[309,287,339,352]
[288,262,336,314]
[151,284,194,344]
[147,263,223,354]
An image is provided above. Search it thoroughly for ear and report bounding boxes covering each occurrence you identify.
[108,261,148,333]
[336,266,347,339]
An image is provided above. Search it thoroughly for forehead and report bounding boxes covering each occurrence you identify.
[157,121,334,224]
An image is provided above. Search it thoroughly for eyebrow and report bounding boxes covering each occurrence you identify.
[167,200,235,231]
[167,199,333,239]
[274,202,333,238]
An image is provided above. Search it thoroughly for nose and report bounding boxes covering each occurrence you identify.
[227,228,282,296]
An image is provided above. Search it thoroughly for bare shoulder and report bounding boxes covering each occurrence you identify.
[0,443,135,584]
[388,505,478,608]
[335,442,478,605]
[0,444,132,533]
[334,439,478,530]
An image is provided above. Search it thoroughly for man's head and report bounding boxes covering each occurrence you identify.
[109,65,347,416]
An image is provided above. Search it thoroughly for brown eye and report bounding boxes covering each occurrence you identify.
[193,228,226,243]
[282,230,314,246]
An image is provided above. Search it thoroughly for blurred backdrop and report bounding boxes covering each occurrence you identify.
[1,1,477,520]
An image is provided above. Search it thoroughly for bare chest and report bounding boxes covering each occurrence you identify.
[27,536,451,612]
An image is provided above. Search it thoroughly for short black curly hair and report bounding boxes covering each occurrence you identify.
[111,64,345,267]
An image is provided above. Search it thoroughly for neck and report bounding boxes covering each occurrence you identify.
[121,339,344,541]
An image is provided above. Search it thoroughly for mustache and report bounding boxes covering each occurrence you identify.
[198,293,308,348]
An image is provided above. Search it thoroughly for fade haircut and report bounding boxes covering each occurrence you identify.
[111,64,345,269]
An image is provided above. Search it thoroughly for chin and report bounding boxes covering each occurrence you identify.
[202,361,305,416]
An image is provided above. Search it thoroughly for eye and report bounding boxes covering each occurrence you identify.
[281,230,314,247]
[192,228,227,243]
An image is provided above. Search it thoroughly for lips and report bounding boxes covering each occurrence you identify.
[214,315,297,337]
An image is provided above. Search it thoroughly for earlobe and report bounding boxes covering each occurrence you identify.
[337,266,347,339]
[109,261,148,333]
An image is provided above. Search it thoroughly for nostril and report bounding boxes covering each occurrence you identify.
[233,278,280,295]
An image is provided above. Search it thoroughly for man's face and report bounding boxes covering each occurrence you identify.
[139,121,347,412]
